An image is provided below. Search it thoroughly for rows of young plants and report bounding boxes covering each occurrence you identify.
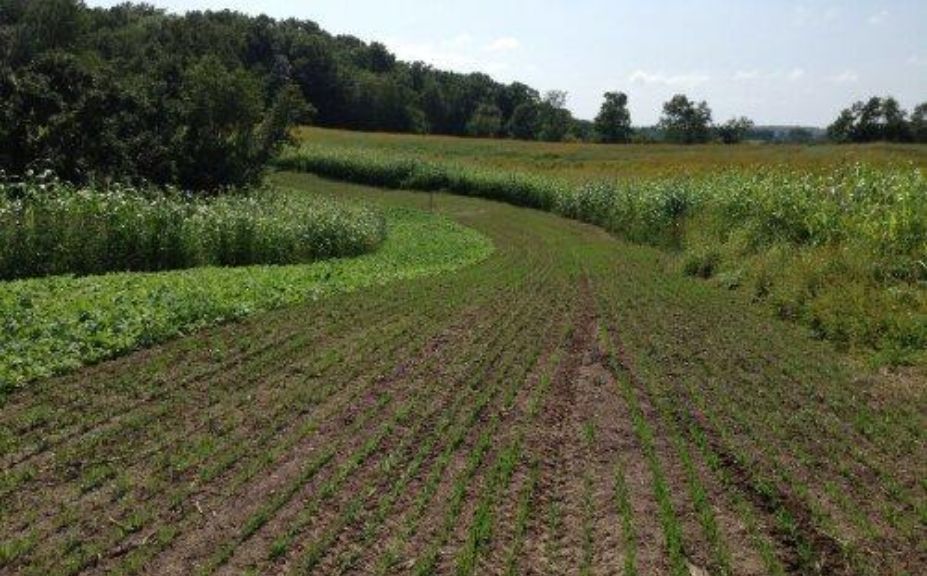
[2,180,922,574]
[0,178,493,391]
[0,171,387,280]
[277,144,927,359]
[0,188,566,574]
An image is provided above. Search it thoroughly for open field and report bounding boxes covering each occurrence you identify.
[2,173,923,575]
[279,134,927,362]
[296,127,927,181]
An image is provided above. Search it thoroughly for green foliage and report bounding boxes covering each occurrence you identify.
[536,91,572,142]
[506,102,540,140]
[717,117,755,144]
[173,56,266,190]
[466,103,503,137]
[909,103,927,143]
[0,2,591,186]
[660,94,713,144]
[0,172,386,280]
[828,96,920,143]
[594,91,633,144]
[0,193,493,390]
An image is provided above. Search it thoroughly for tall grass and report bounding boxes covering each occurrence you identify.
[277,145,927,359]
[0,172,387,280]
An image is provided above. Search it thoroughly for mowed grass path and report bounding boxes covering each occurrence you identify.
[1,174,923,575]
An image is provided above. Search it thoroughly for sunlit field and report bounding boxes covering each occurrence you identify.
[296,126,927,180]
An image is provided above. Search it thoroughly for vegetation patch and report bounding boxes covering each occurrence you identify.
[0,185,493,391]
[0,172,387,280]
[279,141,927,360]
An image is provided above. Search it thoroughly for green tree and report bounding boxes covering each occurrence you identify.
[854,97,884,142]
[717,116,754,144]
[507,101,540,140]
[466,102,502,137]
[497,82,539,127]
[173,57,267,190]
[827,108,856,142]
[659,94,712,144]
[594,91,632,143]
[12,0,84,63]
[828,96,914,143]
[881,97,910,142]
[911,102,927,143]
[537,90,571,142]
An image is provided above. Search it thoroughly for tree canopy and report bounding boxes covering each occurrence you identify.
[0,0,585,189]
[659,94,713,144]
[827,96,925,143]
[594,92,633,143]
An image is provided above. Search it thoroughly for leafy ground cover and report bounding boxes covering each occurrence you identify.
[278,136,927,362]
[0,178,492,391]
[1,175,921,575]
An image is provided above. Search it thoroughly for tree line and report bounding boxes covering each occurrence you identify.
[1,1,924,191]
[827,96,927,143]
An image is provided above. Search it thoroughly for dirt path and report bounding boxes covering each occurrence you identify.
[2,175,923,576]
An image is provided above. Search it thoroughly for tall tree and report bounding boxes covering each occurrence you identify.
[912,102,927,143]
[536,90,571,142]
[827,96,916,143]
[881,97,910,142]
[507,101,540,140]
[594,91,632,143]
[659,94,712,144]
[717,116,754,144]
[466,102,502,137]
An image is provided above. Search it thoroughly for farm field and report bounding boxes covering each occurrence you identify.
[280,131,927,363]
[2,173,923,575]
[296,126,927,180]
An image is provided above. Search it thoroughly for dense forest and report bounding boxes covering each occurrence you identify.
[0,0,585,188]
[1,1,925,190]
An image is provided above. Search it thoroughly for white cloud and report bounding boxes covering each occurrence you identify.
[907,54,925,67]
[733,69,761,81]
[385,33,514,77]
[732,68,804,82]
[868,9,889,25]
[628,70,710,88]
[827,70,859,84]
[792,4,840,27]
[485,37,520,52]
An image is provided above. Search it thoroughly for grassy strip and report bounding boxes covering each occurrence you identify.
[282,263,557,573]
[384,282,559,576]
[0,203,492,391]
[597,324,688,576]
[19,250,497,576]
[613,456,638,576]
[104,238,538,576]
[106,295,476,574]
[320,307,557,574]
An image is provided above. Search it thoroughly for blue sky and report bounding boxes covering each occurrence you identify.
[85,0,927,126]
